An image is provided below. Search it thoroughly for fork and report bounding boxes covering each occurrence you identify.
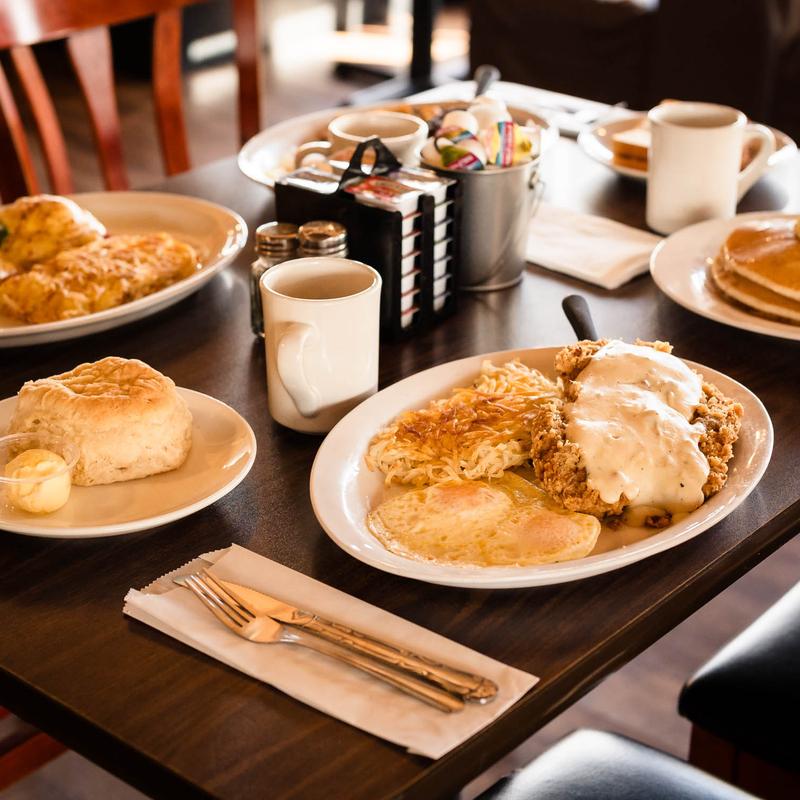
[177,573,465,713]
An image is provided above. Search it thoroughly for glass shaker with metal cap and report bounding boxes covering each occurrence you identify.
[297,220,348,257]
[250,222,298,337]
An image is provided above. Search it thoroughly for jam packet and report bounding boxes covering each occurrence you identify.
[281,167,340,194]
[390,167,455,205]
[343,175,425,217]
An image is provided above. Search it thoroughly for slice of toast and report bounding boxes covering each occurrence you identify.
[611,125,650,169]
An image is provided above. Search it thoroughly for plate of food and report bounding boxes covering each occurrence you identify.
[651,211,800,341]
[0,192,247,347]
[578,112,797,180]
[310,340,772,588]
[0,357,256,537]
[237,97,559,189]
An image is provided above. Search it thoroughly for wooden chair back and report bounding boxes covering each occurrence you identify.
[0,0,261,200]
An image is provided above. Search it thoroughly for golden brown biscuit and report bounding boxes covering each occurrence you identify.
[9,357,193,486]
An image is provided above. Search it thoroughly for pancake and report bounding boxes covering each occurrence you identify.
[721,219,800,302]
[367,472,601,567]
[709,257,800,324]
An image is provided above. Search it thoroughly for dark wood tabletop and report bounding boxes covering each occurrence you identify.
[1,139,799,800]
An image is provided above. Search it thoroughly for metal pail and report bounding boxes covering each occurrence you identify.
[427,157,541,291]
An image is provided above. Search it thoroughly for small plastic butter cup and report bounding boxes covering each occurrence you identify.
[0,433,79,514]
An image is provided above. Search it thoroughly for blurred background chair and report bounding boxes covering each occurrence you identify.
[0,0,261,201]
[476,729,755,800]
[679,580,800,800]
[0,709,66,793]
[468,0,800,140]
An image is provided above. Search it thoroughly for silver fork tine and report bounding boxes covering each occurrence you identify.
[184,576,245,631]
[201,570,255,620]
[189,574,251,626]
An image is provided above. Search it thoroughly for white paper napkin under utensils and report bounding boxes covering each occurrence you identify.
[124,544,538,759]
[526,201,662,290]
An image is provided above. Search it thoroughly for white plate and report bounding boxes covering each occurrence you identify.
[578,112,797,181]
[0,192,247,347]
[310,347,772,589]
[650,211,800,341]
[0,389,256,537]
[237,89,559,189]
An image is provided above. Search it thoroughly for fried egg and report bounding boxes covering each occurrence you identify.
[367,472,601,567]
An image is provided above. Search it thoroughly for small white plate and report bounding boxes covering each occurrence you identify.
[0,192,247,347]
[650,211,800,341]
[310,347,772,589]
[579,112,797,181]
[0,389,256,537]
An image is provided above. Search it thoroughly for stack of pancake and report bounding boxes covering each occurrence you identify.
[709,218,800,324]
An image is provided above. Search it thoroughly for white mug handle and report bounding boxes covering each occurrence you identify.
[737,123,775,200]
[276,323,321,418]
[294,140,332,168]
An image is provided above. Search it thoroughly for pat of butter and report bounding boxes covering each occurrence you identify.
[4,448,71,514]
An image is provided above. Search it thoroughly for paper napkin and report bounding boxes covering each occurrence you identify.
[124,544,538,759]
[527,202,662,290]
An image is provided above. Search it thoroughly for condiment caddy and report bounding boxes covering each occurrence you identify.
[273,138,461,340]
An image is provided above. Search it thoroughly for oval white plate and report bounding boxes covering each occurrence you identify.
[310,347,772,589]
[650,211,800,342]
[238,92,559,189]
[578,112,797,181]
[0,192,247,347]
[0,389,256,537]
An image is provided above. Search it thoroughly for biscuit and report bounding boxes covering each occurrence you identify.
[9,357,193,486]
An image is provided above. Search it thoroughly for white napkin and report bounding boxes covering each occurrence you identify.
[123,544,538,759]
[526,202,662,290]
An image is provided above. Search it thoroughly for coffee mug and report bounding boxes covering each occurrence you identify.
[295,110,428,167]
[260,257,381,434]
[646,101,775,234]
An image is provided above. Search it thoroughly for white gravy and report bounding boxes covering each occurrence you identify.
[565,341,709,513]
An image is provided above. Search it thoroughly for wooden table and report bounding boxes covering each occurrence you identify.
[1,139,799,800]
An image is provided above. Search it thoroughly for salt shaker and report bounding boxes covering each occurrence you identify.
[250,222,299,337]
[298,220,348,258]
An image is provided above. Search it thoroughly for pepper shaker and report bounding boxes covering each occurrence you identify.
[298,220,348,258]
[250,222,299,337]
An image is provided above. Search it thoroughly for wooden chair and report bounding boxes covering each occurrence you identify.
[0,0,262,201]
[0,6,261,789]
[0,707,66,790]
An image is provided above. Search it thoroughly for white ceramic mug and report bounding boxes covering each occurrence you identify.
[646,102,775,234]
[295,110,428,166]
[260,258,382,434]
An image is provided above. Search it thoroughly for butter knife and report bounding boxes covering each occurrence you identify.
[210,573,498,703]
